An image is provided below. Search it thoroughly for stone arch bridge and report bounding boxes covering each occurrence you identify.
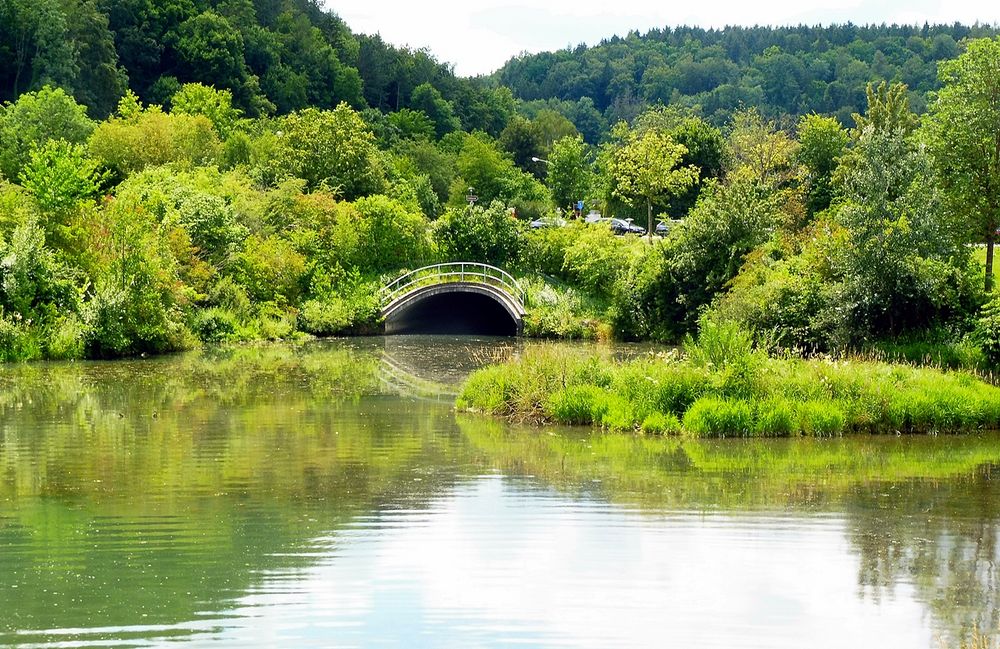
[379,263,526,336]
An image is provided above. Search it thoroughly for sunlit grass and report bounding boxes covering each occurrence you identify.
[457,340,1000,436]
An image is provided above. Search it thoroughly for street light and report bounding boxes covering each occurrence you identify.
[530,156,550,165]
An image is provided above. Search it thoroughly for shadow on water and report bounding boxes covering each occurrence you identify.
[0,338,997,646]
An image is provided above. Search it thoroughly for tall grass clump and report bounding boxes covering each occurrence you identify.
[457,322,1000,436]
[682,397,755,437]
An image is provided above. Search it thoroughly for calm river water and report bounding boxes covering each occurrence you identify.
[1,337,997,648]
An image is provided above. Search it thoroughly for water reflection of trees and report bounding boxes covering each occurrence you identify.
[1,341,999,645]
[0,341,471,640]
[459,418,1000,645]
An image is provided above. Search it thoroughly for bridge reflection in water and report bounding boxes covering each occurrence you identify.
[380,263,527,336]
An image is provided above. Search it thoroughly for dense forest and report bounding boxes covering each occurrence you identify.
[498,23,1000,134]
[0,0,514,132]
[0,2,998,370]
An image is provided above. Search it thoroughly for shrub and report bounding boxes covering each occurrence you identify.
[433,200,525,266]
[191,307,240,343]
[44,314,88,360]
[251,106,386,198]
[0,86,95,182]
[232,235,307,304]
[89,106,220,179]
[0,312,43,361]
[353,195,433,272]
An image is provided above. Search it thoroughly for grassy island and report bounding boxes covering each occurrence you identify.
[457,322,1000,437]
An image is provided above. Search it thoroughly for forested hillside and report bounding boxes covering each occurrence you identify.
[0,3,999,367]
[498,23,1000,133]
[0,0,513,132]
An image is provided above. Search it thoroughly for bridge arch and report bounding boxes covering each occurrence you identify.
[380,263,526,336]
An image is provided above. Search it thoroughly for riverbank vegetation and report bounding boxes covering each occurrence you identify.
[1,5,999,367]
[457,320,1000,436]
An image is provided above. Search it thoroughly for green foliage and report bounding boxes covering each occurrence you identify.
[82,200,195,357]
[386,109,435,141]
[616,176,787,340]
[634,107,726,215]
[498,24,997,128]
[602,123,699,234]
[0,220,80,320]
[682,398,755,437]
[548,385,610,425]
[0,86,95,181]
[433,201,525,267]
[447,134,550,214]
[924,36,1000,292]
[0,311,43,362]
[834,116,975,338]
[232,235,307,305]
[521,278,610,340]
[89,103,220,179]
[852,82,919,136]
[797,401,846,436]
[973,294,1000,366]
[253,105,386,199]
[410,83,460,138]
[171,83,242,136]
[547,135,592,211]
[640,411,682,435]
[21,140,103,215]
[797,114,849,215]
[560,225,639,296]
[175,12,254,104]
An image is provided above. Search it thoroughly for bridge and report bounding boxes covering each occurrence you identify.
[379,262,527,336]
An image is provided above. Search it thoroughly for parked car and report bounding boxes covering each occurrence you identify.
[655,219,683,235]
[529,216,567,229]
[609,218,645,236]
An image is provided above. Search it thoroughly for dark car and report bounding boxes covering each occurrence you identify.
[609,218,645,236]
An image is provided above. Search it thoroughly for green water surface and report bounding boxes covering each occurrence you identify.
[0,337,997,648]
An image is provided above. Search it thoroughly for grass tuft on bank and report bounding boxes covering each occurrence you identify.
[456,321,1000,437]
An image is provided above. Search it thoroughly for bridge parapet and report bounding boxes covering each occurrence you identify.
[380,262,526,312]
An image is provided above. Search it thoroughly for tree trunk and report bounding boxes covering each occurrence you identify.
[987,229,996,293]
[647,197,653,243]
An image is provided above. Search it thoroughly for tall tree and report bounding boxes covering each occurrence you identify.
[924,37,1000,292]
[547,135,591,212]
[604,124,699,239]
[797,113,849,215]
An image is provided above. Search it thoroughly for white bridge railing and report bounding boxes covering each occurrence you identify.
[380,262,525,310]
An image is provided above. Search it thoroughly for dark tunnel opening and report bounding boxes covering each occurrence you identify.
[385,291,519,336]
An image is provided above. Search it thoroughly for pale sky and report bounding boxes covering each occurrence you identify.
[325,0,1000,76]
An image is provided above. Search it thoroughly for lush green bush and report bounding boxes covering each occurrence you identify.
[353,194,433,272]
[0,86,95,182]
[548,384,610,425]
[89,100,220,179]
[250,105,386,199]
[232,235,308,305]
[82,201,195,357]
[433,200,525,266]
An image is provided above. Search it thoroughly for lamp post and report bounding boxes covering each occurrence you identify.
[530,156,550,165]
